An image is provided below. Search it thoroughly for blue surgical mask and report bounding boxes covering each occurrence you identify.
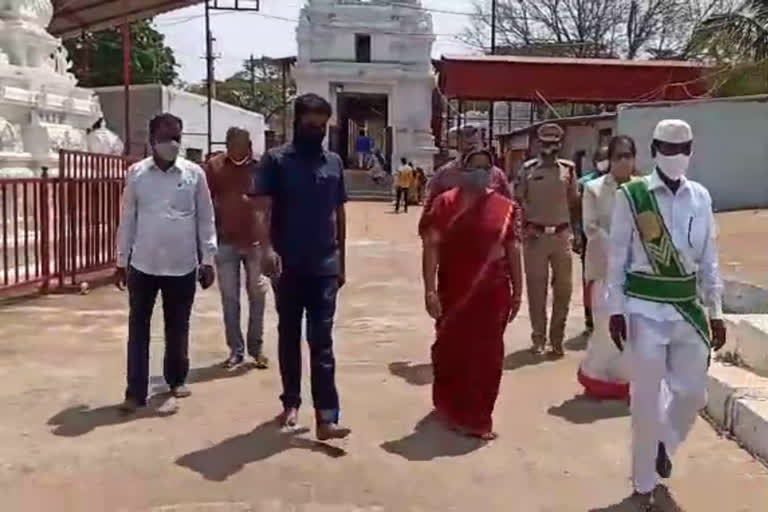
[461,168,490,191]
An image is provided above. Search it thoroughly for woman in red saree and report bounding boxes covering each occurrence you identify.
[421,149,524,440]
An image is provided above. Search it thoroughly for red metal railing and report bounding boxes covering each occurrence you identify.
[0,150,134,295]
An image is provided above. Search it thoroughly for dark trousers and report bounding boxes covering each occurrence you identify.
[395,187,409,213]
[125,266,197,404]
[579,234,593,330]
[275,273,340,423]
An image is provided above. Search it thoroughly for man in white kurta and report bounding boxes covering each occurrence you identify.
[605,120,727,504]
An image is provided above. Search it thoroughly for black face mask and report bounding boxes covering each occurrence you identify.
[294,125,326,154]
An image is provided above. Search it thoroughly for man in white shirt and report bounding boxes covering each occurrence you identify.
[606,119,727,507]
[115,113,218,414]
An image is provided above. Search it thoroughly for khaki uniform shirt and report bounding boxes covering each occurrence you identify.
[515,158,578,227]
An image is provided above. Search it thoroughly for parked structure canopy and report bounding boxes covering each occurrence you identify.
[436,55,712,103]
[50,0,202,37]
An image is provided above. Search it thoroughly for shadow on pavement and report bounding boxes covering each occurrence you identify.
[588,495,642,512]
[149,362,259,394]
[547,394,629,425]
[175,420,346,481]
[188,362,261,384]
[564,332,589,351]
[589,486,684,512]
[388,361,433,386]
[503,348,549,371]
[380,411,485,461]
[651,485,685,512]
[47,394,178,437]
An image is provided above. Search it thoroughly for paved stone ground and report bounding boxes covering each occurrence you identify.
[718,209,768,287]
[1,203,767,512]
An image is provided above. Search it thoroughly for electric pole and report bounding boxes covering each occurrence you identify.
[205,0,214,156]
[491,0,497,55]
[204,0,261,156]
[489,0,497,148]
[248,55,256,107]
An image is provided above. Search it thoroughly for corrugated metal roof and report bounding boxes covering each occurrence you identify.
[440,54,708,69]
[438,55,711,102]
[50,0,202,38]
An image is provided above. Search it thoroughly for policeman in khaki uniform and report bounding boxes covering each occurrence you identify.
[515,124,580,357]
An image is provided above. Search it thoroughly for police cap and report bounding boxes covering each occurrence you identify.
[537,123,564,143]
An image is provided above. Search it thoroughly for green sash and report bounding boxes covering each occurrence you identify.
[621,180,711,347]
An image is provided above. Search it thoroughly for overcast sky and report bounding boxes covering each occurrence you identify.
[155,0,480,83]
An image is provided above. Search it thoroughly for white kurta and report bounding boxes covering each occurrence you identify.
[580,175,631,393]
[605,170,723,494]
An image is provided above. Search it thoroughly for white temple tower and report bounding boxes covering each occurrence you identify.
[294,0,437,172]
[0,0,102,176]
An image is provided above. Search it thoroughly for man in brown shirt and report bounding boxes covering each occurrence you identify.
[205,127,270,369]
[515,123,580,357]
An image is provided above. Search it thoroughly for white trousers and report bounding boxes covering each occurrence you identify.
[628,314,710,494]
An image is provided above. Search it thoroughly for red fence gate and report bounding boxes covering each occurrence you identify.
[0,150,134,296]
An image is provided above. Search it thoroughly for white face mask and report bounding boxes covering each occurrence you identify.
[154,140,180,162]
[655,154,690,179]
[596,160,609,172]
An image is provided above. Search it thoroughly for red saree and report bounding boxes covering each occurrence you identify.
[423,188,521,436]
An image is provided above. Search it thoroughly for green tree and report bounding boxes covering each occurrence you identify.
[692,0,768,95]
[64,20,178,87]
[695,0,768,58]
[188,57,296,123]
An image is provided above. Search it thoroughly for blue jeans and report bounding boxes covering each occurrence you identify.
[275,273,340,423]
[215,244,269,358]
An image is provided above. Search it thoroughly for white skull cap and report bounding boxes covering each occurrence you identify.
[653,119,693,143]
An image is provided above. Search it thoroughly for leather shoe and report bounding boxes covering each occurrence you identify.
[277,408,299,429]
[317,422,351,441]
[656,442,673,479]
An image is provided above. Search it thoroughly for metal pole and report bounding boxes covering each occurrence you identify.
[489,101,494,148]
[489,0,497,150]
[490,0,497,54]
[205,0,213,156]
[121,22,131,155]
[458,100,464,150]
[281,59,288,144]
[249,54,256,101]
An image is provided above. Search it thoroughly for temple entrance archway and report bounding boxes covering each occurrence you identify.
[333,92,389,169]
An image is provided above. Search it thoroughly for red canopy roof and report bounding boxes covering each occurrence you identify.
[437,55,711,103]
[50,0,202,38]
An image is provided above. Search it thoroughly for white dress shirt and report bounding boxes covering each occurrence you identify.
[583,174,621,282]
[116,156,217,276]
[606,170,723,321]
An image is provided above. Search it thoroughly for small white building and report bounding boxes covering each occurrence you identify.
[294,0,437,172]
[94,84,266,160]
[617,95,768,211]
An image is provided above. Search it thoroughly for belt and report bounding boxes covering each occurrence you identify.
[624,272,698,303]
[526,222,570,235]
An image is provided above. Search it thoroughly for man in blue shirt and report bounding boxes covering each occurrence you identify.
[252,94,350,441]
[354,129,372,169]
